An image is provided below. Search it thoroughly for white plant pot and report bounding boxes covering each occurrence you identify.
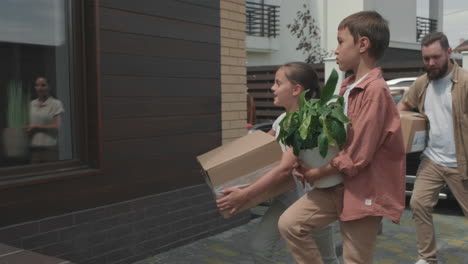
[299,147,343,188]
[3,127,29,158]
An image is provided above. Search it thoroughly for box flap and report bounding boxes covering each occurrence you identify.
[400,111,425,120]
[197,131,277,170]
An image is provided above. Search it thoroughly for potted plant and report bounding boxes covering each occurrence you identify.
[3,79,30,158]
[277,69,349,188]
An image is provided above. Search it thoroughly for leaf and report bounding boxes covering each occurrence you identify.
[299,115,311,140]
[337,96,344,106]
[299,90,310,109]
[310,98,320,104]
[318,105,332,117]
[330,119,347,148]
[330,95,345,106]
[320,69,339,105]
[288,112,300,138]
[293,132,303,156]
[318,131,329,158]
[331,108,349,125]
[323,119,337,146]
[304,130,319,149]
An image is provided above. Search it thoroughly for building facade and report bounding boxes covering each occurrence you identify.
[0,1,249,263]
[246,0,443,66]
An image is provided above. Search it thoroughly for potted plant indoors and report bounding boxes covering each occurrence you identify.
[3,79,30,158]
[277,69,349,188]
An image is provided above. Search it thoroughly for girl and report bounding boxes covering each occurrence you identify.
[217,62,338,264]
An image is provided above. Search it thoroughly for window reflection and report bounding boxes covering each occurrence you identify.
[0,0,73,167]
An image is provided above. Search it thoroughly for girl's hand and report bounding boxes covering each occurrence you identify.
[293,169,306,188]
[294,159,321,185]
[216,187,248,215]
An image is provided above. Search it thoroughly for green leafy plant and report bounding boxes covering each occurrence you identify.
[6,79,30,128]
[277,69,349,157]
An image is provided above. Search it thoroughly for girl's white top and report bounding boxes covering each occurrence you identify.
[272,113,314,206]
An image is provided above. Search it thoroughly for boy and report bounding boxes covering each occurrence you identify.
[278,11,406,264]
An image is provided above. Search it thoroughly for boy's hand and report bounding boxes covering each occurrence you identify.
[294,159,322,185]
[216,188,248,215]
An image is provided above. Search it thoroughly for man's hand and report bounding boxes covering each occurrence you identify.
[216,187,248,215]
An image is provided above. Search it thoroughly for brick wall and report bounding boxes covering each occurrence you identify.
[0,185,250,264]
[221,0,248,144]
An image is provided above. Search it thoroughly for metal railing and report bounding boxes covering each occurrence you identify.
[416,16,438,42]
[246,1,279,38]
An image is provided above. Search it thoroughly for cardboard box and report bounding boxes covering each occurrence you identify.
[400,111,427,153]
[197,131,295,218]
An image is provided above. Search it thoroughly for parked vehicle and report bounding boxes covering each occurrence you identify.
[387,77,417,104]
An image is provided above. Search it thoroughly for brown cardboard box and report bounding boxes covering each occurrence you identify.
[400,111,427,153]
[197,131,295,218]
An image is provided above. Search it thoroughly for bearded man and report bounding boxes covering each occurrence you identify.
[398,32,468,264]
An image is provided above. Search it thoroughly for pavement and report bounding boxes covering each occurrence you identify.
[135,201,467,264]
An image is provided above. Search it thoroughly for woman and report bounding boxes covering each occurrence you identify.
[217,62,338,264]
[28,77,64,163]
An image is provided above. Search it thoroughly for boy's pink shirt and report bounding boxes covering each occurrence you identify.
[330,67,406,223]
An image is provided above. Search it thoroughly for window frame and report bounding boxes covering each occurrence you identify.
[0,0,102,188]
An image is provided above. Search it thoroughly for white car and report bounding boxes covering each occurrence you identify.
[386,77,417,104]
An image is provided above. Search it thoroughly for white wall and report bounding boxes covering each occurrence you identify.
[247,0,438,66]
[323,0,364,53]
[366,0,417,44]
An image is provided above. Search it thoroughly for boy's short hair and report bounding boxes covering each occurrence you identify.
[338,11,389,60]
[421,32,450,50]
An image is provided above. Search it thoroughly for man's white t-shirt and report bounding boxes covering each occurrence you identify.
[423,71,457,167]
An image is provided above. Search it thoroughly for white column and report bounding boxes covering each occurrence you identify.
[324,57,345,95]
[463,51,468,71]
[429,0,443,32]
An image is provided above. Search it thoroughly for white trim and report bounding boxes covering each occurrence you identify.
[246,36,280,53]
[0,249,24,258]
[462,51,468,71]
[389,40,421,50]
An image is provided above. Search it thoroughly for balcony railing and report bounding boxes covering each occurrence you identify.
[416,16,438,42]
[246,1,279,38]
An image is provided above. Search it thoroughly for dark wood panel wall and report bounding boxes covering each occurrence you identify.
[0,1,221,227]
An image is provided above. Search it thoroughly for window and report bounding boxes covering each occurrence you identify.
[0,0,101,185]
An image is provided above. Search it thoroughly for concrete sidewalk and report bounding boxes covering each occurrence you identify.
[135,207,467,264]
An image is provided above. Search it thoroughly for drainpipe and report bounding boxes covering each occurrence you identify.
[429,0,443,32]
[463,51,468,71]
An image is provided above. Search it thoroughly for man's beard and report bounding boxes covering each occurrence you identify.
[425,60,449,80]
